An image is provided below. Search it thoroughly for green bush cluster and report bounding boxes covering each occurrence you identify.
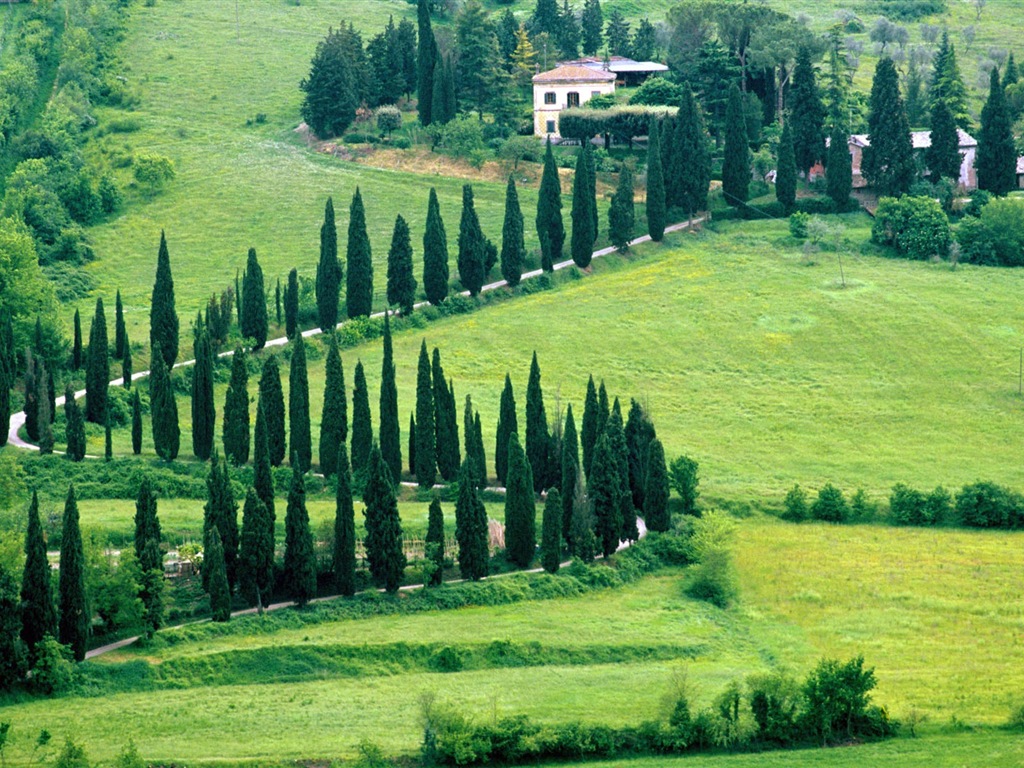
[956,197,1024,266]
[871,196,952,261]
[781,484,874,523]
[558,105,676,145]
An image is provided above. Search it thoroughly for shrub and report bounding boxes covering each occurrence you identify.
[436,115,485,159]
[811,483,848,523]
[781,484,808,522]
[800,656,894,745]
[668,455,699,515]
[976,197,1024,266]
[871,196,952,260]
[889,483,926,525]
[375,105,402,137]
[789,212,810,238]
[132,153,175,190]
[963,189,991,218]
[956,217,998,264]
[629,77,684,107]
[848,489,875,522]
[30,635,75,694]
[748,672,802,745]
[955,481,1024,528]
[392,137,411,149]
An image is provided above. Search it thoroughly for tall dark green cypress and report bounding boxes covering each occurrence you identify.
[253,399,276,524]
[608,398,637,541]
[204,456,239,591]
[21,490,57,655]
[455,459,489,580]
[284,461,317,606]
[926,99,961,183]
[432,348,457,481]
[423,188,450,305]
[379,315,402,483]
[387,214,417,314]
[676,83,712,216]
[223,349,250,465]
[417,0,436,125]
[645,117,666,241]
[826,123,852,209]
[581,376,600,479]
[643,437,670,532]
[275,278,282,325]
[206,527,231,622]
[351,360,373,476]
[333,444,356,595]
[130,388,142,455]
[122,329,132,390]
[541,487,562,574]
[362,444,406,592]
[560,403,579,544]
[191,322,215,461]
[58,484,89,661]
[596,380,609,438]
[501,175,525,286]
[588,435,621,558]
[285,268,299,339]
[36,360,52,455]
[458,184,487,296]
[149,342,180,461]
[585,143,598,243]
[608,164,635,252]
[977,66,1016,195]
[446,378,461,476]
[85,297,108,424]
[289,334,312,472]
[238,487,274,611]
[722,86,750,206]
[409,413,417,476]
[624,399,655,510]
[425,496,445,586]
[319,333,347,477]
[525,352,550,494]
[504,433,536,568]
[431,51,453,125]
[570,146,595,268]
[72,308,83,370]
[346,187,373,319]
[150,230,179,369]
[463,394,486,489]
[790,46,826,178]
[473,413,485,486]
[134,478,162,573]
[415,342,436,487]
[259,356,286,467]
[495,373,517,484]
[536,138,566,268]
[0,564,25,686]
[862,57,915,197]
[241,248,268,349]
[776,120,797,212]
[316,197,341,332]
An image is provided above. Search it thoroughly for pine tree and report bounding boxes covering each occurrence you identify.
[122,329,132,390]
[541,487,562,574]
[414,341,436,487]
[588,435,621,558]
[570,146,595,268]
[333,444,356,595]
[722,86,750,206]
[977,66,1016,195]
[581,0,603,56]
[285,268,300,339]
[560,403,579,544]
[645,118,666,241]
[320,333,347,477]
[346,187,374,318]
[241,248,268,349]
[776,120,797,211]
[58,484,89,661]
[417,0,436,125]
[204,456,239,592]
[790,45,826,177]
[316,197,342,331]
[455,459,490,580]
[223,349,250,465]
[580,376,599,478]
[457,185,487,296]
[425,496,445,586]
[351,360,373,476]
[284,462,318,606]
[72,308,83,370]
[253,399,276,529]
[643,437,670,532]
[608,164,635,251]
[536,138,566,267]
[130,388,142,455]
[85,297,108,424]
[379,315,402,483]
[500,175,525,287]
[504,433,536,568]
[826,123,852,208]
[423,188,450,305]
[150,231,179,369]
[930,32,970,130]
[387,214,417,314]
[926,99,961,183]
[289,334,312,472]
[259,356,287,467]
[149,343,180,461]
[21,490,57,656]
[863,57,915,197]
[362,445,406,592]
[238,487,274,611]
[432,348,458,481]
[206,527,231,622]
[191,323,216,461]
[524,352,550,493]
[495,373,517,484]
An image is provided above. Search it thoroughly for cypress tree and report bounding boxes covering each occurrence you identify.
[571,472,596,561]
[285,268,299,339]
[423,188,450,305]
[333,444,356,595]
[589,435,621,558]
[495,373,517,484]
[926,99,961,183]
[114,290,126,359]
[536,138,566,267]
[21,490,57,655]
[284,461,317,606]
[259,356,287,467]
[977,66,1016,195]
[241,248,268,349]
[431,51,453,125]
[72,308,83,370]
[85,297,108,424]
[676,83,712,216]
[608,399,637,542]
[122,329,132,390]
[346,187,373,319]
[46,367,55,424]
[58,484,89,661]
[930,33,970,130]
[862,57,915,197]
[275,278,282,325]
[206,527,231,622]
[319,333,347,477]
[425,496,445,586]
[253,398,276,525]
[504,433,535,568]
[580,375,599,477]
[408,413,417,476]
[362,445,406,592]
[0,326,8,448]
[570,146,595,268]
[446,378,461,474]
[236,270,243,325]
[204,456,239,591]
[500,175,525,287]
[316,197,341,331]
[776,120,797,212]
[191,323,215,461]
[454,459,489,580]
[387,214,417,314]
[473,413,486,487]
[525,352,550,494]
[238,487,274,611]
[134,478,162,573]
[104,412,111,461]
[541,487,562,574]
[417,0,436,125]
[432,349,459,481]
[150,230,179,369]
[149,343,180,461]
[1006,52,1019,86]
[130,388,142,455]
[643,437,670,532]
[36,360,53,455]
[608,164,635,252]
[661,115,680,209]
[464,395,486,489]
[561,403,579,543]
[645,117,666,241]
[722,86,750,206]
[351,360,373,476]
[223,349,251,465]
[457,184,487,296]
[0,564,26,687]
[379,315,402,483]
[289,334,312,472]
[790,45,826,177]
[826,123,852,209]
[415,342,436,487]
[596,380,609,438]
[585,143,598,243]
[64,386,85,461]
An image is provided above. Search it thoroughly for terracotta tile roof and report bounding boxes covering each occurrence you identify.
[533,65,616,83]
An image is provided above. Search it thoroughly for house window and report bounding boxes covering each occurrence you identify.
[544,92,556,105]
[546,120,556,134]
[567,92,580,108]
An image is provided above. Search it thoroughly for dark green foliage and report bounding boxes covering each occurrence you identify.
[606,401,637,542]
[334,444,357,595]
[668,455,699,516]
[955,481,1023,528]
[674,84,712,215]
[362,445,406,592]
[589,435,621,557]
[72,308,83,370]
[240,248,268,349]
[24,353,38,444]
[285,268,299,339]
[150,231,179,369]
[275,279,282,324]
[415,342,436,487]
[776,121,797,211]
[863,57,914,197]
[536,138,566,267]
[417,0,436,125]
[871,195,952,260]
[316,197,341,332]
[455,459,489,580]
[570,146,595,268]
[104,414,112,460]
[425,496,445,586]
[504,433,536,568]
[500,175,525,286]
[36,361,53,454]
[122,335,132,390]
[0,314,9,448]
[811,484,849,523]
[284,462,318,606]
[930,32,970,130]
[85,297,108,424]
[624,399,655,511]
[580,376,599,478]
[134,478,162,574]
[300,28,358,138]
[525,352,550,494]
[409,413,417,476]
[782,483,808,522]
[204,457,239,591]
[64,386,87,460]
[239,487,274,610]
[131,388,142,455]
[581,0,603,55]
[722,86,750,206]
[826,123,853,209]
[191,324,215,461]
[432,348,459,482]
[58,484,90,661]
[0,563,27,687]
[608,164,635,252]
[645,119,666,241]
[890,483,951,526]
[319,334,347,477]
[346,187,374,319]
[379,315,402,483]
[596,382,609,438]
[259,357,286,467]
[289,335,312,472]
[926,100,961,183]
[457,185,487,296]
[790,46,825,176]
[149,344,180,461]
[560,404,579,544]
[423,188,450,305]
[977,67,1016,196]
[463,395,486,489]
[495,373,517,485]
[642,438,669,532]
[253,400,276,523]
[351,360,373,477]
[387,215,417,314]
[541,487,562,574]
[472,414,485,486]
[802,656,882,745]
[223,349,250,465]
[21,491,57,655]
[430,52,456,125]
[205,527,231,623]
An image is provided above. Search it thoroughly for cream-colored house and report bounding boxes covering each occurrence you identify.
[532,65,615,139]
[847,129,978,190]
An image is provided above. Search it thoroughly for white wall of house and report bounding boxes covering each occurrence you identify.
[533,80,615,138]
